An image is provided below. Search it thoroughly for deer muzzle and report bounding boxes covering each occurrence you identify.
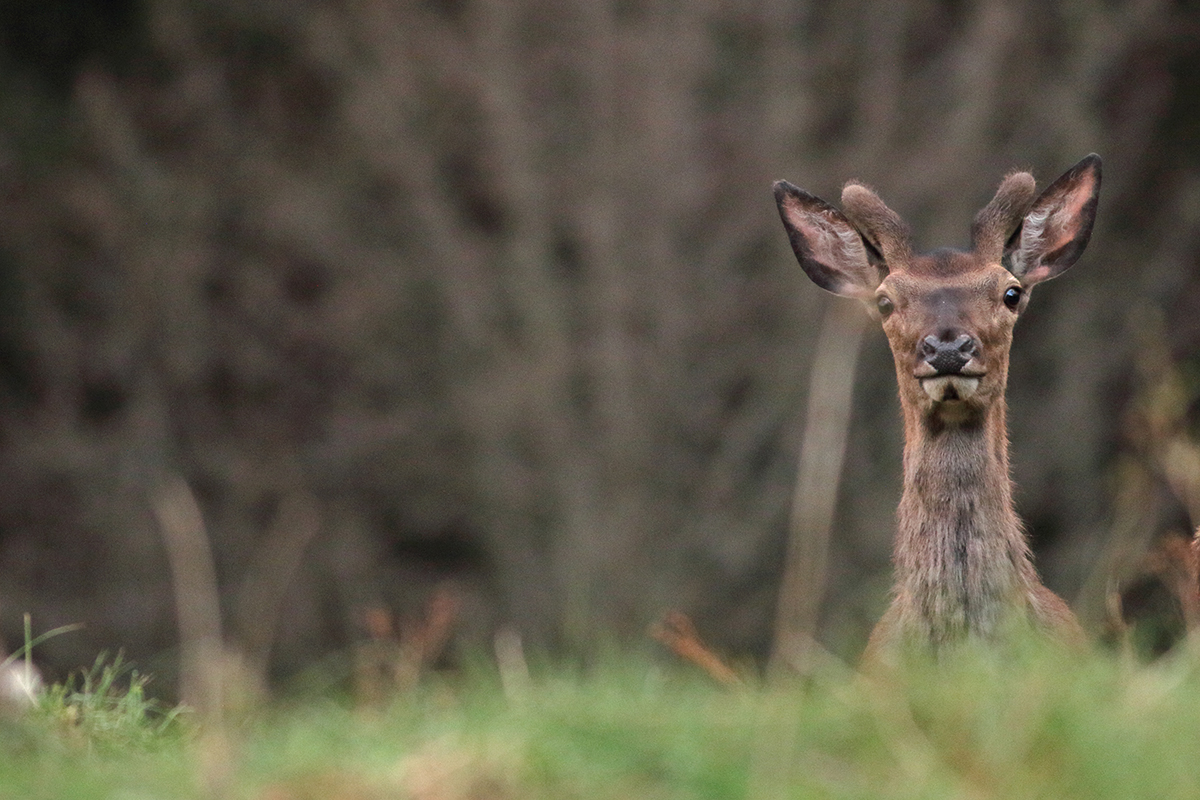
[917,333,982,401]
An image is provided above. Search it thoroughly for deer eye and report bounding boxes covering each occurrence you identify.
[1003,286,1022,310]
[876,295,894,318]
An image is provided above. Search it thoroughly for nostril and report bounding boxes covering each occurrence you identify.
[953,334,977,356]
[921,335,940,358]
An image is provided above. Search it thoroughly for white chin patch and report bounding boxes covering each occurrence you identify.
[921,376,981,402]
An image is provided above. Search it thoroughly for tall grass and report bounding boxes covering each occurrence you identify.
[2,640,1200,799]
[34,653,186,751]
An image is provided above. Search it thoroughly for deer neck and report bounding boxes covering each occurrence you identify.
[893,398,1039,644]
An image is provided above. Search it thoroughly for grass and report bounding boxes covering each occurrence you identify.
[3,640,1200,798]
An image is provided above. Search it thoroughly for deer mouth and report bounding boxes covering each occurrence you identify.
[919,375,982,402]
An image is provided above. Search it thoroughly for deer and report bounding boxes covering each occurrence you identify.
[773,155,1101,657]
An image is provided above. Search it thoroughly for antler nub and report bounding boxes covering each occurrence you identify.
[971,171,1037,264]
[840,182,913,267]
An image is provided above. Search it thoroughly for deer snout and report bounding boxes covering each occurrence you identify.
[920,333,977,375]
[918,333,982,402]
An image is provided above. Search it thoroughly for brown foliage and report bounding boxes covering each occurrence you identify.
[650,611,741,687]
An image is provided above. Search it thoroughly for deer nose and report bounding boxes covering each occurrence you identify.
[921,333,977,375]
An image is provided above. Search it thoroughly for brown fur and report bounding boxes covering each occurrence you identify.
[970,172,1037,264]
[774,156,1101,657]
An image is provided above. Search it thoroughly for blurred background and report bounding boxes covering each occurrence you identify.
[0,0,1197,692]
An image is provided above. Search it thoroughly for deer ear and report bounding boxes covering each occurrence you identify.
[1007,154,1101,287]
[774,180,883,300]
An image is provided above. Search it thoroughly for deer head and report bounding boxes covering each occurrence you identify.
[774,156,1101,651]
[774,155,1101,430]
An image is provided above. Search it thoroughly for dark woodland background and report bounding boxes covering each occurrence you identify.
[0,0,1198,691]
